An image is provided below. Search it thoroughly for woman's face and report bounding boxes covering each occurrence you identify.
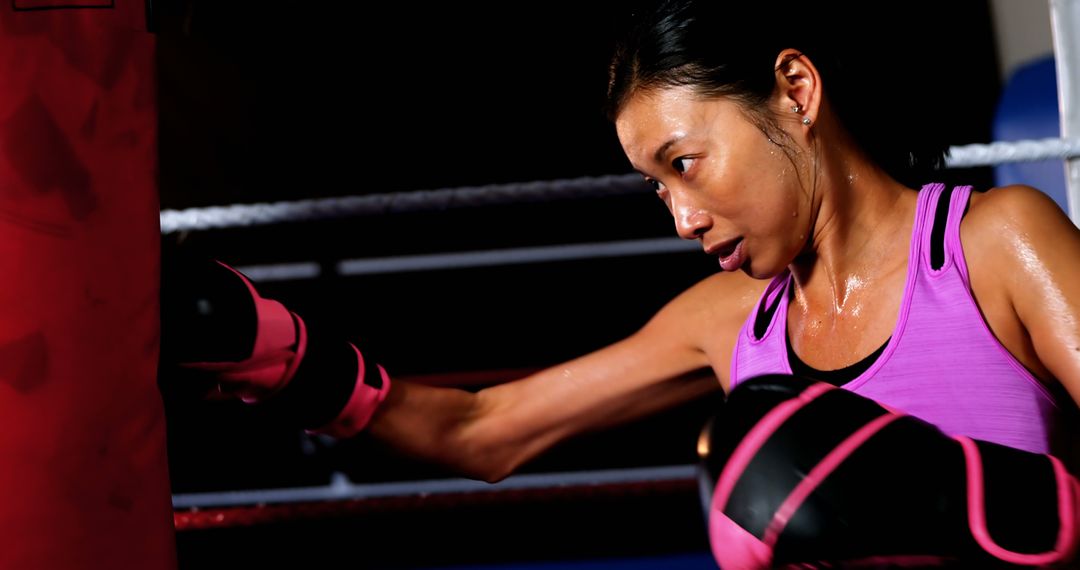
[615,85,813,279]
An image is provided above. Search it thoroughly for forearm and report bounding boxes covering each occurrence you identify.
[366,380,505,482]
[367,365,719,483]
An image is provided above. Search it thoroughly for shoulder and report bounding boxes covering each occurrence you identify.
[961,185,1080,403]
[653,270,767,322]
[962,184,1071,244]
[961,183,1079,303]
[641,270,768,346]
[637,270,769,390]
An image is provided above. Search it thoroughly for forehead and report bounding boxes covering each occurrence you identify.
[614,86,744,161]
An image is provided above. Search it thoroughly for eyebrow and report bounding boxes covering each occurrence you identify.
[653,135,685,165]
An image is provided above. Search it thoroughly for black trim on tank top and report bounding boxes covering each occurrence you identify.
[930,185,956,270]
[787,334,890,387]
[753,279,789,340]
[756,276,889,385]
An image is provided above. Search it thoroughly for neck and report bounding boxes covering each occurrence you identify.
[788,131,915,314]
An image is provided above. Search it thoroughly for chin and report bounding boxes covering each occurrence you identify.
[743,263,772,281]
[743,256,787,281]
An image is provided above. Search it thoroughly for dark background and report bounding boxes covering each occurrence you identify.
[153,2,1002,567]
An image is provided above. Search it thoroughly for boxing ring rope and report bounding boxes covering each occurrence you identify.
[232,238,700,283]
[160,174,650,234]
[173,465,697,530]
[161,137,1080,282]
[161,138,1080,236]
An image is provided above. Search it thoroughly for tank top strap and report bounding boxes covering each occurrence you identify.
[750,270,791,342]
[943,185,974,283]
[917,183,974,277]
[916,182,949,273]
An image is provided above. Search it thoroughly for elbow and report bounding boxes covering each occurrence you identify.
[478,453,523,483]
[454,431,522,484]
[475,466,513,485]
[455,466,508,485]
[445,453,515,484]
[451,405,526,484]
[444,385,550,484]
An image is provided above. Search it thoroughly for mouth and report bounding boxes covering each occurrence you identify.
[705,237,743,258]
[705,237,745,272]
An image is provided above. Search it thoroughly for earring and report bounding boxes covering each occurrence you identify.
[791,105,801,113]
[802,117,812,126]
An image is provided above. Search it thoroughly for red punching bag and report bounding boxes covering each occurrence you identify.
[0,2,175,568]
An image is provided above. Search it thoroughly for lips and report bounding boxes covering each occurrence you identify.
[705,237,745,272]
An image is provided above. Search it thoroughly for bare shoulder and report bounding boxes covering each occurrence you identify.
[641,270,768,388]
[962,185,1080,400]
[962,184,1076,297]
[646,270,766,330]
[959,185,1080,382]
[962,184,1071,247]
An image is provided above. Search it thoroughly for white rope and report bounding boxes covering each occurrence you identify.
[160,138,1080,234]
[172,464,696,509]
[233,262,321,282]
[160,174,647,233]
[336,238,698,276]
[944,137,1080,168]
[235,238,699,282]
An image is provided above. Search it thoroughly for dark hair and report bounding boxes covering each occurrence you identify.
[605,0,948,188]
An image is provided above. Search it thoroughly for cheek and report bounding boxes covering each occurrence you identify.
[737,146,800,209]
[706,137,803,231]
[737,179,801,237]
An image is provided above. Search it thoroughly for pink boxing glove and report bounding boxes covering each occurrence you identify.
[161,254,391,436]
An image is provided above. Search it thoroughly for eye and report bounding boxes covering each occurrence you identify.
[645,177,666,193]
[672,157,695,174]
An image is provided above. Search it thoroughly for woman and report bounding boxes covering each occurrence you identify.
[324,0,1075,475]
[165,0,1079,565]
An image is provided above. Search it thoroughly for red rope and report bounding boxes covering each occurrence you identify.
[174,478,696,531]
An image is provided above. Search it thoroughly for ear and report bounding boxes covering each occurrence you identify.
[773,49,822,130]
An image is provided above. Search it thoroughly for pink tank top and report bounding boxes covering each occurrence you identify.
[731,183,1062,454]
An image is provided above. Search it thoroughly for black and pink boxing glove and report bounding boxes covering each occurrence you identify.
[697,375,1078,569]
[160,254,390,438]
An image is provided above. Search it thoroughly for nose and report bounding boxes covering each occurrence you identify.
[673,202,712,240]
